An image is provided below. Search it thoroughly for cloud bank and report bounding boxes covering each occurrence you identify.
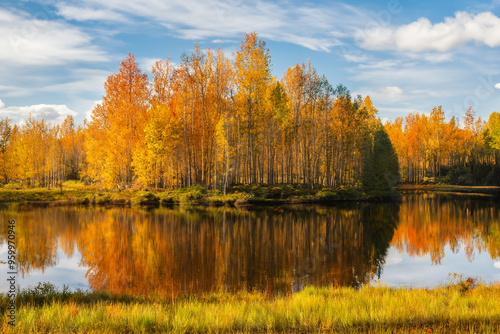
[0,7,108,66]
[357,11,500,52]
[55,0,360,52]
[0,100,77,125]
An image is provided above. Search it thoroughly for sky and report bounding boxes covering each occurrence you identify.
[1,0,500,126]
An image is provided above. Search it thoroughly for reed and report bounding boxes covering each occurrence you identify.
[2,281,500,333]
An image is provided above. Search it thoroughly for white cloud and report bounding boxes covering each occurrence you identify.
[42,69,110,94]
[408,53,454,63]
[356,85,408,110]
[211,39,236,44]
[357,11,500,52]
[384,254,403,265]
[495,83,500,89]
[0,69,109,105]
[350,58,475,121]
[57,4,127,22]
[0,102,76,125]
[358,59,399,70]
[377,106,426,116]
[66,0,360,52]
[351,64,461,88]
[0,8,108,66]
[139,58,162,73]
[495,261,500,269]
[379,86,403,96]
[343,54,369,63]
[0,84,19,98]
[355,26,394,51]
[85,100,103,121]
[0,99,4,109]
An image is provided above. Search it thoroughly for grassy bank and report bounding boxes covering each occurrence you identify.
[1,279,500,333]
[3,181,498,207]
[398,184,500,195]
[0,182,397,207]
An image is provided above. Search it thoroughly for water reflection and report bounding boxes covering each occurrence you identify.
[0,204,397,296]
[392,193,500,264]
[0,193,499,296]
[74,204,397,296]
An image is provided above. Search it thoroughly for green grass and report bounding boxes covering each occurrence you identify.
[399,184,500,196]
[2,280,500,333]
[3,180,498,207]
[433,185,500,195]
[0,182,396,206]
[0,186,127,206]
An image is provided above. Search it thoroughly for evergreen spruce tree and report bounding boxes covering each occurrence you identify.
[362,124,400,193]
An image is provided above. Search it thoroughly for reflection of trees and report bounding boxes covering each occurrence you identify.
[75,204,397,297]
[392,193,500,264]
[0,204,398,296]
[362,203,399,279]
[0,206,82,277]
[4,195,499,296]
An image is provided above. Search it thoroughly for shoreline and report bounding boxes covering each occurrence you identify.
[0,183,398,207]
[398,184,500,194]
[0,183,498,208]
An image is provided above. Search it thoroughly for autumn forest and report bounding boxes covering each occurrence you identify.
[1,33,500,191]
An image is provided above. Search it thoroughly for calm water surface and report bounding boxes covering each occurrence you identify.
[1,193,500,296]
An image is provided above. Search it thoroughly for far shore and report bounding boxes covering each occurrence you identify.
[398,184,500,194]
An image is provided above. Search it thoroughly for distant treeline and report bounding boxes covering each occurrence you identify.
[385,106,500,185]
[0,33,498,190]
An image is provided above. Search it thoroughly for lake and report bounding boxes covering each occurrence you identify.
[1,192,500,296]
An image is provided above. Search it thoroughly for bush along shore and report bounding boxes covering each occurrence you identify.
[1,278,500,333]
[0,181,402,207]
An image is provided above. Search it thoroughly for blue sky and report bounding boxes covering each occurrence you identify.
[1,0,500,126]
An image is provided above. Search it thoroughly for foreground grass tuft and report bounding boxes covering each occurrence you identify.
[2,282,500,333]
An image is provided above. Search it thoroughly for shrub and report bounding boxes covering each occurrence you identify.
[446,273,479,294]
[486,165,500,186]
[447,166,474,186]
[316,190,337,199]
[267,186,283,199]
[336,186,362,200]
[3,181,23,190]
[175,186,206,203]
